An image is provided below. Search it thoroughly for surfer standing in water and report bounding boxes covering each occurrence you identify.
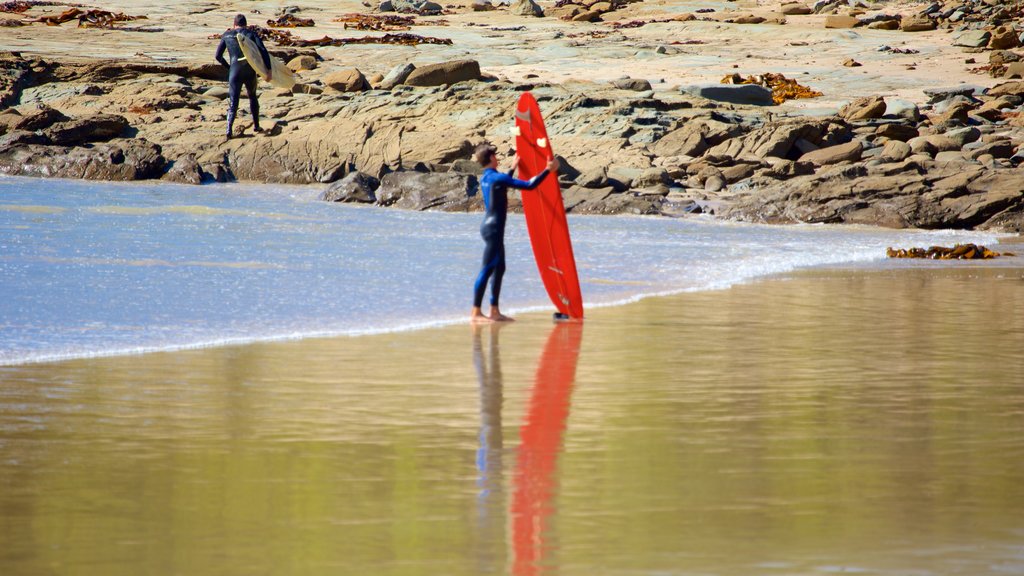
[470,144,559,323]
[214,14,271,140]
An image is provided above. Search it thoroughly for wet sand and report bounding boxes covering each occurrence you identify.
[2,259,1023,575]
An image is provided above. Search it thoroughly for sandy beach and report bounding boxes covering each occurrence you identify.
[2,260,1023,575]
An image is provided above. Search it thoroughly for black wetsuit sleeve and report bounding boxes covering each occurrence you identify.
[215,38,229,68]
[252,31,272,72]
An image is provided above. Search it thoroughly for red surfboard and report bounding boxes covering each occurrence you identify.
[514,92,584,319]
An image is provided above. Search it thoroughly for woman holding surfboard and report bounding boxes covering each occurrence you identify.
[470,144,559,324]
[214,14,272,140]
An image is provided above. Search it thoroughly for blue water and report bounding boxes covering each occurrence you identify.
[0,176,1002,365]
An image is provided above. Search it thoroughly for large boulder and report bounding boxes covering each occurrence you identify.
[900,16,935,32]
[953,30,991,48]
[839,96,886,121]
[780,3,812,15]
[509,0,544,16]
[824,15,860,28]
[320,172,380,203]
[41,114,129,146]
[376,171,478,211]
[404,60,482,87]
[988,26,1021,50]
[0,138,165,180]
[324,69,369,92]
[12,105,69,132]
[799,140,863,166]
[287,55,317,72]
[612,78,653,92]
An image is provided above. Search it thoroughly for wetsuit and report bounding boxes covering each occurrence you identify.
[470,167,551,309]
[214,27,271,138]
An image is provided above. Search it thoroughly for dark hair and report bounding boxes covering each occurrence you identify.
[474,143,497,167]
[234,14,247,27]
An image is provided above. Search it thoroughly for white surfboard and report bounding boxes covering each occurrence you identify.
[238,32,296,90]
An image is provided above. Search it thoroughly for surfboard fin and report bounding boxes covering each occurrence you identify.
[537,138,547,148]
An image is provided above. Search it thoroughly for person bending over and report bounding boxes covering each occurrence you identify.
[214,14,271,140]
[469,143,559,323]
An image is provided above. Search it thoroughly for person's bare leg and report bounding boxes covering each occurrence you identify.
[471,306,494,323]
[489,306,514,322]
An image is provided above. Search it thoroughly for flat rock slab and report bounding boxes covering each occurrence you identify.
[679,84,774,106]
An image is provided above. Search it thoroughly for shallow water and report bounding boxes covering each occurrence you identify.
[1,265,1022,576]
[0,176,1001,365]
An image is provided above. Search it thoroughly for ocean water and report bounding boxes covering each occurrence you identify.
[0,175,1002,365]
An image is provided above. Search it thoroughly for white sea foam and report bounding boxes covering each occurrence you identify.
[0,177,1005,365]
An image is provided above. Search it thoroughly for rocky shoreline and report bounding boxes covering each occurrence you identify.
[1,0,1023,232]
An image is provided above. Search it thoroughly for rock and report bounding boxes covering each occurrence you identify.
[722,163,756,183]
[324,68,369,92]
[780,3,812,15]
[379,63,416,90]
[932,102,972,126]
[577,166,609,188]
[945,126,981,148]
[924,135,961,153]
[1004,62,1024,79]
[509,0,544,17]
[900,16,935,32]
[612,78,653,92]
[953,30,991,48]
[824,15,860,28]
[287,55,317,72]
[706,119,844,160]
[41,114,129,146]
[679,84,774,106]
[704,174,726,192]
[867,19,899,30]
[376,171,477,211]
[883,99,921,122]
[989,26,1021,50]
[965,141,1015,160]
[875,124,918,142]
[0,129,50,150]
[203,86,230,100]
[163,154,203,185]
[799,140,863,165]
[633,168,671,188]
[13,105,69,132]
[292,83,324,95]
[924,85,981,103]
[651,126,708,158]
[839,96,886,121]
[934,151,970,164]
[988,81,1024,98]
[572,9,601,21]
[0,138,165,181]
[843,59,862,67]
[907,136,937,156]
[404,60,482,87]
[732,15,766,24]
[471,0,494,10]
[879,140,911,163]
[320,171,380,203]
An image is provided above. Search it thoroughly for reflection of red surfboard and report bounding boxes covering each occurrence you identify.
[514,92,584,320]
[512,323,584,576]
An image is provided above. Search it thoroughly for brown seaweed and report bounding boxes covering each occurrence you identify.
[721,72,822,104]
[886,244,1014,260]
[25,7,145,27]
[245,25,451,47]
[266,14,314,28]
[333,13,415,31]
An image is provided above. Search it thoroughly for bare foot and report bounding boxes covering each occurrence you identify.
[471,308,494,324]
[489,307,515,322]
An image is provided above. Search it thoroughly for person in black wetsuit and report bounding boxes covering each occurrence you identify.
[469,143,559,323]
[214,14,272,140]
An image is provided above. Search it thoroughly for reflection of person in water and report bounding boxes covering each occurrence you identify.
[471,322,583,576]
[473,323,507,574]
[214,14,271,140]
